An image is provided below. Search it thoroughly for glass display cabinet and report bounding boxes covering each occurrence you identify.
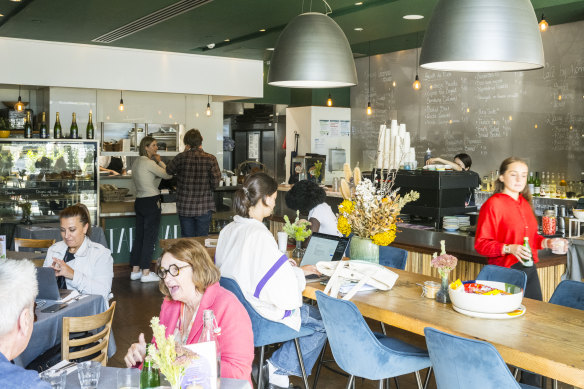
[0,139,98,223]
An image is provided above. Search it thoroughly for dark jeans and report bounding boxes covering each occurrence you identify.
[130,196,161,270]
[179,211,212,237]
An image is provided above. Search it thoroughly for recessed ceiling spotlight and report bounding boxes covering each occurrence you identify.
[9,0,22,2]
[206,43,215,49]
[224,38,230,42]
[259,28,266,32]
[266,48,275,51]
[355,2,363,5]
[403,15,424,20]
[0,13,3,17]
[354,27,364,31]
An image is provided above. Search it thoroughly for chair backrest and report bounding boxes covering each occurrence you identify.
[549,280,584,310]
[424,327,521,389]
[61,301,116,366]
[14,238,55,252]
[379,246,408,270]
[476,265,527,290]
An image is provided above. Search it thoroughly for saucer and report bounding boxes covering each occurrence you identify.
[452,304,526,319]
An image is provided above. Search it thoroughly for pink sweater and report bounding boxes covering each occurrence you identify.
[158,282,254,385]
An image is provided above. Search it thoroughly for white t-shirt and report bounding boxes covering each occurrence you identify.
[308,203,342,236]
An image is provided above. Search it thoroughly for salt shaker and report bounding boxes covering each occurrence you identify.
[332,177,339,192]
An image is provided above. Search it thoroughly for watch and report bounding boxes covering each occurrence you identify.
[503,245,511,254]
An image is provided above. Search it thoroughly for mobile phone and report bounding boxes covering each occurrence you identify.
[41,303,68,313]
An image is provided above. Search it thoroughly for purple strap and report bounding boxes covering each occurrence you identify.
[254,254,288,298]
[282,310,292,319]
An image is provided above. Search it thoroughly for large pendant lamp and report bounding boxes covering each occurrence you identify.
[268,12,357,88]
[419,0,544,72]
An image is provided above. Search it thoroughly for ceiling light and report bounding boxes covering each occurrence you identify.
[14,86,25,112]
[412,75,421,90]
[0,14,4,17]
[119,90,124,111]
[259,28,266,32]
[266,47,275,51]
[327,93,333,107]
[366,102,372,116]
[268,11,357,88]
[420,0,544,72]
[206,96,212,117]
[224,38,230,42]
[206,43,215,49]
[403,15,424,20]
[354,27,363,31]
[539,14,549,32]
[355,2,363,5]
[9,0,21,2]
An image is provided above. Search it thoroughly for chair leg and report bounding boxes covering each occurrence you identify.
[345,375,355,389]
[312,339,327,388]
[379,379,384,389]
[393,377,400,389]
[513,367,520,380]
[423,367,432,389]
[414,371,423,389]
[380,322,387,335]
[258,346,266,389]
[294,338,310,389]
[552,379,558,389]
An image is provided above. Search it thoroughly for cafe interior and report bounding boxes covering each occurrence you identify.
[0,0,584,388]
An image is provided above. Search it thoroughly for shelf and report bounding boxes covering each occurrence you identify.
[100,151,179,157]
[0,137,98,143]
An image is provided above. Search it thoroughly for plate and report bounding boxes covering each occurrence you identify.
[444,227,459,231]
[453,304,526,319]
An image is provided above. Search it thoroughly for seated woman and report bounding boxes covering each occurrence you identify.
[215,172,327,389]
[285,179,341,237]
[43,203,113,304]
[124,239,254,384]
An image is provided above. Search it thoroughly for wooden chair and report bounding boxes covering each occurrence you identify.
[14,238,55,252]
[61,301,116,366]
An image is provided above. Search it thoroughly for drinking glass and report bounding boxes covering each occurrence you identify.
[551,239,569,255]
[39,369,67,389]
[77,361,101,389]
[117,367,140,389]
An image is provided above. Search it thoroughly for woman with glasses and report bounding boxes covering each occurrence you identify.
[123,239,254,384]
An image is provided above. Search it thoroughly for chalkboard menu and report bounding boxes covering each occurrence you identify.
[351,20,584,181]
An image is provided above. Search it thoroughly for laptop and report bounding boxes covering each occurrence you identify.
[300,232,350,281]
[36,267,72,301]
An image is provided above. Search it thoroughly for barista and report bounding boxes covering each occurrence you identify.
[426,153,480,206]
[99,155,126,175]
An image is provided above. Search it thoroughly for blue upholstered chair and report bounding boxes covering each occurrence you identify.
[424,327,538,389]
[315,291,431,389]
[477,265,527,290]
[549,280,584,309]
[379,245,408,270]
[220,277,314,389]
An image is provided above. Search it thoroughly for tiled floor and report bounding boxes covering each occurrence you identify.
[108,276,576,389]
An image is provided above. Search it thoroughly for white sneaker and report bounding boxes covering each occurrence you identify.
[140,273,160,283]
[130,271,142,281]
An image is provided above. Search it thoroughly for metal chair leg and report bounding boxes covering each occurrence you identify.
[553,379,558,389]
[414,371,423,389]
[294,338,310,389]
[423,367,432,389]
[393,377,400,389]
[380,322,387,335]
[258,346,266,389]
[513,367,520,380]
[312,339,327,388]
[345,375,355,389]
[379,379,384,389]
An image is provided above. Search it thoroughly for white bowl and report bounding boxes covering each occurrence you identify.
[449,280,523,314]
[573,209,584,221]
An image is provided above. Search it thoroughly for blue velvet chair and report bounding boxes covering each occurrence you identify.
[477,265,527,290]
[315,291,431,389]
[424,327,538,389]
[379,246,408,270]
[220,277,314,389]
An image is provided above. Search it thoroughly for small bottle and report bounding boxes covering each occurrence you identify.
[24,111,33,138]
[54,112,62,139]
[533,172,541,197]
[549,173,557,199]
[86,111,94,139]
[527,171,534,194]
[70,113,78,139]
[481,175,489,191]
[40,112,48,139]
[521,237,534,267]
[198,309,221,386]
[140,346,160,389]
[424,148,432,164]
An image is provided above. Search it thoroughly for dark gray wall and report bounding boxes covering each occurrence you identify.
[350,20,584,181]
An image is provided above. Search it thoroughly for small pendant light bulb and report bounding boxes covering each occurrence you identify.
[119,90,124,112]
[412,75,421,90]
[539,14,549,32]
[327,93,333,107]
[14,85,25,112]
[206,96,212,117]
[366,102,372,116]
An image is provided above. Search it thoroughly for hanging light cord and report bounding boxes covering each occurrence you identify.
[302,0,332,14]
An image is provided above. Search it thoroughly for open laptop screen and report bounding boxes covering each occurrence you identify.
[300,232,350,267]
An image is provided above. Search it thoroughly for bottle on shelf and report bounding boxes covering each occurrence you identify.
[527,172,535,194]
[24,111,33,138]
[140,346,160,389]
[86,111,94,139]
[481,175,489,191]
[549,173,557,199]
[533,171,541,197]
[490,170,497,192]
[198,309,221,385]
[521,237,534,267]
[39,112,48,139]
[559,173,567,199]
[70,113,78,139]
[540,172,547,197]
[54,112,62,139]
[424,148,432,164]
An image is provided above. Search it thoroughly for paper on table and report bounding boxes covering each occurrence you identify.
[56,290,80,304]
[49,360,78,375]
[339,282,377,294]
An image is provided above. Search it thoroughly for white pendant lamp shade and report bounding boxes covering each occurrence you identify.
[420,0,544,72]
[268,12,357,88]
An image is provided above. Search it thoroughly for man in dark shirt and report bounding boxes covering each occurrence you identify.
[0,259,50,389]
[166,129,221,237]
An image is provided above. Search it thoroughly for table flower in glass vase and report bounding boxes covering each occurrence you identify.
[147,317,183,389]
[283,210,312,260]
[431,240,458,303]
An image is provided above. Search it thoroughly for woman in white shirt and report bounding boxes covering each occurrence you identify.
[215,173,326,389]
[130,137,172,283]
[285,180,341,237]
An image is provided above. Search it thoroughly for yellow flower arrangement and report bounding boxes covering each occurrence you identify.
[337,215,352,236]
[372,224,397,246]
[147,317,183,389]
[338,199,354,214]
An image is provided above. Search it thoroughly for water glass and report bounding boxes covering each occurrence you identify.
[277,231,288,253]
[117,367,140,389]
[77,361,101,389]
[39,369,67,389]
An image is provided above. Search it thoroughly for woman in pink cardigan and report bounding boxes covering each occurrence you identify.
[124,239,254,384]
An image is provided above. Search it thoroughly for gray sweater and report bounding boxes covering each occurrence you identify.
[131,156,172,198]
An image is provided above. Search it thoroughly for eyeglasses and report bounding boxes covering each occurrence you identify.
[157,264,191,279]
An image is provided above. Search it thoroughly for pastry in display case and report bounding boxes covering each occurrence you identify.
[0,139,98,223]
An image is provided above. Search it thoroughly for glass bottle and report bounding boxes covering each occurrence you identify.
[549,173,557,198]
[140,347,160,389]
[24,111,33,138]
[86,111,94,139]
[521,237,534,267]
[54,112,62,139]
[198,309,221,386]
[40,112,48,139]
[540,172,547,197]
[481,175,489,191]
[70,112,78,139]
[533,172,541,197]
[527,171,534,194]
[559,173,567,199]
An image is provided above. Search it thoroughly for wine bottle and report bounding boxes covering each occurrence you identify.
[527,172,534,194]
[86,111,94,139]
[70,113,78,139]
[39,112,48,139]
[54,112,62,139]
[24,111,33,138]
[549,172,557,199]
[534,172,541,197]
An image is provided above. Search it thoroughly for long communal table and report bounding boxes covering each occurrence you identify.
[302,268,584,387]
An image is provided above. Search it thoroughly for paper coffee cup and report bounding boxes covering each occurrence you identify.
[277,231,288,253]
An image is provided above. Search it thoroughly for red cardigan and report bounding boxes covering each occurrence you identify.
[157,282,254,385]
[475,193,544,268]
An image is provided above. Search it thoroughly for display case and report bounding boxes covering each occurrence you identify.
[0,139,98,223]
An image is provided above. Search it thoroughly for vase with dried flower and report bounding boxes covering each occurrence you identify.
[431,240,458,304]
[283,210,311,262]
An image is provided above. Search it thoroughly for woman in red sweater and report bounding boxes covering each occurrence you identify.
[475,157,568,300]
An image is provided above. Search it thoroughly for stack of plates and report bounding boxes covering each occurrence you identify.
[456,215,471,231]
[443,216,459,231]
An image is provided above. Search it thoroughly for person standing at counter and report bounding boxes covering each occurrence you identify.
[166,129,221,237]
[130,137,172,283]
[99,155,126,176]
[474,157,568,300]
[426,153,480,206]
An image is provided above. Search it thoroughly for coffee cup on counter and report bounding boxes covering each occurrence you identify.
[219,179,224,187]
[231,176,238,186]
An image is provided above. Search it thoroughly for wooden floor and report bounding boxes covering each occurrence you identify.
[109,276,575,389]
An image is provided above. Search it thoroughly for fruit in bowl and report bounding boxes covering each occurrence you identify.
[449,280,523,314]
[573,209,584,221]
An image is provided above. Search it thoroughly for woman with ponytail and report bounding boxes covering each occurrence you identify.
[215,172,326,389]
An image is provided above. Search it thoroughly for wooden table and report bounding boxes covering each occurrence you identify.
[160,235,219,259]
[303,268,584,387]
